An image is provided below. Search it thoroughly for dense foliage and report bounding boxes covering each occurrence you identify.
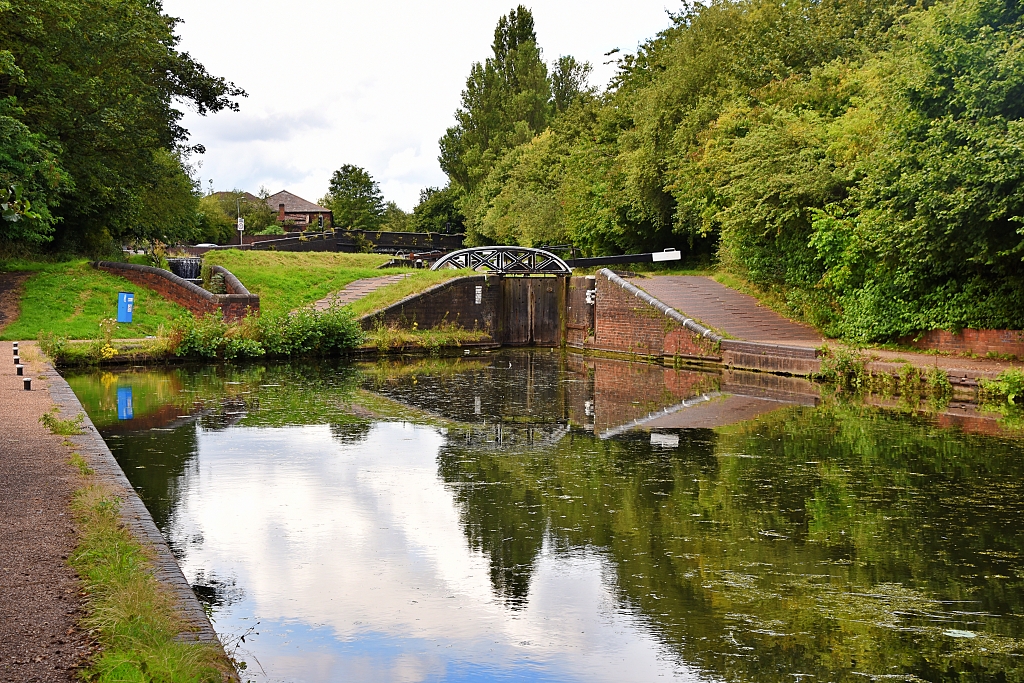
[444,0,1024,340]
[321,164,386,231]
[0,0,243,252]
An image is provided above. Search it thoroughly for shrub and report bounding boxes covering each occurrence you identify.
[167,307,364,360]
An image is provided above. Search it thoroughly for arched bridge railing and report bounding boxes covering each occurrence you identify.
[430,247,571,275]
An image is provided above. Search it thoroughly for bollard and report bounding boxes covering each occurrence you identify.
[12,347,17,355]
[16,364,23,376]
[23,377,31,390]
[13,355,19,365]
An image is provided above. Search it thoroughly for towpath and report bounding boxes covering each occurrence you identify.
[0,342,91,681]
[631,275,1018,380]
[311,273,412,311]
[632,275,822,345]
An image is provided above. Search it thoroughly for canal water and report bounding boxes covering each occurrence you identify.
[66,351,1024,682]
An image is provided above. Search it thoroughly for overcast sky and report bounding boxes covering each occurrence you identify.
[166,1,678,211]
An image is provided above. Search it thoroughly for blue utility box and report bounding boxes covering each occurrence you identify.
[117,291,134,323]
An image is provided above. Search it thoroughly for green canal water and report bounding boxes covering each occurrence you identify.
[65,351,1024,682]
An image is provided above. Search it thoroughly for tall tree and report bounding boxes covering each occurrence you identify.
[550,56,593,113]
[439,5,551,193]
[0,0,244,251]
[322,165,385,230]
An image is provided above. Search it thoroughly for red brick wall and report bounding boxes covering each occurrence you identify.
[901,329,1024,358]
[583,275,720,360]
[93,262,258,321]
[564,354,719,433]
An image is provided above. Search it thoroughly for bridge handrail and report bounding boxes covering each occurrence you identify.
[431,246,571,275]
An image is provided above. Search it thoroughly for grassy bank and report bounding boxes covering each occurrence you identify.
[0,260,185,340]
[39,413,233,682]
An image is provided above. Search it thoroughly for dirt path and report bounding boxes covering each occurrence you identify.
[0,342,91,681]
[0,272,31,335]
[311,273,412,311]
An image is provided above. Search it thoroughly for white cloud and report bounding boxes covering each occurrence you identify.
[168,0,677,211]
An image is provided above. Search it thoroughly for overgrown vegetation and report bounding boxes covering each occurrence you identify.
[443,1,1024,342]
[0,260,185,340]
[167,308,364,360]
[980,368,1024,405]
[39,408,84,435]
[366,320,491,355]
[70,484,232,682]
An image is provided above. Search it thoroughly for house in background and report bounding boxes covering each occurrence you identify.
[266,190,333,230]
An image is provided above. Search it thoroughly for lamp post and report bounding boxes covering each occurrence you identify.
[236,195,245,245]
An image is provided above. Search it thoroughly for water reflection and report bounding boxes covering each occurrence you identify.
[65,352,1024,682]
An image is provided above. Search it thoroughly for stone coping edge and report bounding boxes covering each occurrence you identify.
[92,261,255,304]
[41,362,229,653]
[209,265,252,296]
[598,268,723,342]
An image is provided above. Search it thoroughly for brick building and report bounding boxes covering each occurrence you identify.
[266,190,333,230]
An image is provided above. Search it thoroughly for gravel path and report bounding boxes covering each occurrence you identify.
[0,342,91,682]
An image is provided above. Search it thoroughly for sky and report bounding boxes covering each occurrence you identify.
[165,0,679,211]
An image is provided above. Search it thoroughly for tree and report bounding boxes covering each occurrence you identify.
[322,165,385,230]
[412,186,466,233]
[439,6,551,194]
[0,0,244,251]
[380,201,412,232]
[550,56,593,113]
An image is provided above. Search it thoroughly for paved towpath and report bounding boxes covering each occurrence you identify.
[0,342,91,681]
[631,275,1018,380]
[633,276,823,345]
[311,273,412,311]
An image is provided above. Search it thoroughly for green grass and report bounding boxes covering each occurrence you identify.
[0,260,185,340]
[70,485,234,682]
[348,269,470,317]
[203,250,468,316]
[203,251,395,314]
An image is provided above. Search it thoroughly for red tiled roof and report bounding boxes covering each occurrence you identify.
[266,190,330,213]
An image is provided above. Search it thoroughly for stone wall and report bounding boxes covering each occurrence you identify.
[92,261,258,321]
[901,329,1024,358]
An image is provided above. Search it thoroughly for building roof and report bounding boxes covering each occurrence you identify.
[266,190,330,213]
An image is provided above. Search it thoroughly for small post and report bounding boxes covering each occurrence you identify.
[16,364,23,376]
[13,355,19,365]
[12,347,17,355]
[23,377,31,391]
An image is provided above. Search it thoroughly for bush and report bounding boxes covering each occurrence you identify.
[167,307,364,360]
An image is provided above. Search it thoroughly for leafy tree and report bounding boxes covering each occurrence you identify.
[412,186,466,233]
[195,195,234,244]
[439,6,551,194]
[0,0,244,251]
[550,55,593,114]
[380,201,412,232]
[322,164,385,231]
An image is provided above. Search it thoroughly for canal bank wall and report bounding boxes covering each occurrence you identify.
[35,349,230,654]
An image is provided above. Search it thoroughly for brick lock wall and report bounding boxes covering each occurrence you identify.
[565,277,594,347]
[587,276,719,360]
[564,354,719,433]
[94,262,258,321]
[901,329,1024,358]
[362,276,499,336]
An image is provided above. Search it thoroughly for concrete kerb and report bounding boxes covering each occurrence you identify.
[39,360,230,656]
